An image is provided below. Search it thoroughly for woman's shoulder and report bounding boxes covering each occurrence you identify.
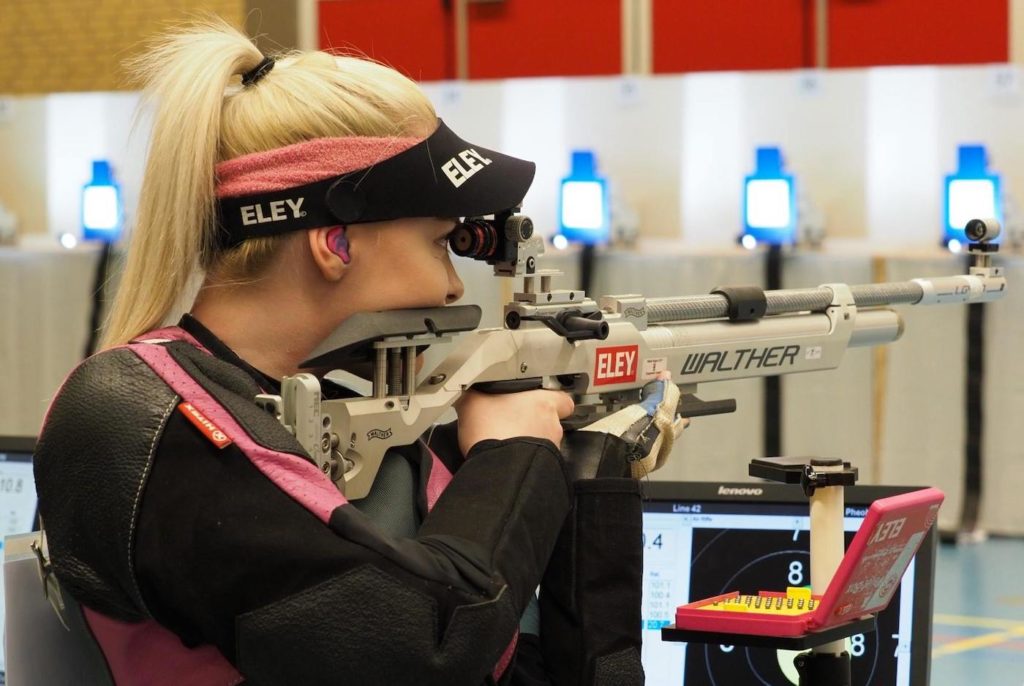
[38,345,189,459]
[52,345,178,411]
[55,340,262,406]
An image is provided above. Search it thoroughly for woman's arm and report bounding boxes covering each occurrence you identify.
[134,410,572,686]
[537,432,646,686]
[430,424,647,686]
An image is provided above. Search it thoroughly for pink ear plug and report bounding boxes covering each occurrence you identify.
[326,226,351,264]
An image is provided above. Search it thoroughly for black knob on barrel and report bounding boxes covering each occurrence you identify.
[560,315,609,340]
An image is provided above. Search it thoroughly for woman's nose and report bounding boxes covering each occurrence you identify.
[445,261,465,304]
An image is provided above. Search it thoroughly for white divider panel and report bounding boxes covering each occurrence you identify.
[864,68,942,247]
[877,253,966,532]
[0,245,101,436]
[679,72,744,247]
[781,251,876,481]
[979,253,1024,535]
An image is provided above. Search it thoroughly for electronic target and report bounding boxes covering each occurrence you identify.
[640,482,936,686]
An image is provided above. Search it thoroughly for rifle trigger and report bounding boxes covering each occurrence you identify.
[678,394,738,418]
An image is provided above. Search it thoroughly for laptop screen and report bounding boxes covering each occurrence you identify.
[640,481,936,686]
[0,437,38,681]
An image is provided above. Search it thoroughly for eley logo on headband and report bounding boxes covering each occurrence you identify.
[240,197,306,226]
[442,149,492,188]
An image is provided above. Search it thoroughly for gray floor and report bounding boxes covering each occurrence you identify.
[931,538,1024,686]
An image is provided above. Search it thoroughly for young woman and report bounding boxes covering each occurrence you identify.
[33,20,683,686]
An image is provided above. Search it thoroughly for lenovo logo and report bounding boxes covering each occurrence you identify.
[442,149,492,188]
[718,486,763,496]
[594,345,638,386]
[240,198,306,226]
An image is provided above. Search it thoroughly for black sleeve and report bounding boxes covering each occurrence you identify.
[538,431,646,686]
[134,411,572,686]
[506,633,555,686]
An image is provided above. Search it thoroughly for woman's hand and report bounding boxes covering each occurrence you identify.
[455,389,575,456]
[579,371,688,478]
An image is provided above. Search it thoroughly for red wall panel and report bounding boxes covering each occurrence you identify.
[828,0,1008,67]
[319,1,1007,82]
[653,0,810,73]
[468,0,620,79]
[318,0,453,81]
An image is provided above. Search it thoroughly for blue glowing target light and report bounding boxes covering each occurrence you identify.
[741,147,797,248]
[82,160,123,242]
[944,145,1002,249]
[558,150,610,246]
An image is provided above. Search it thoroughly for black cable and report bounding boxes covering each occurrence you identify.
[83,241,113,359]
[961,296,985,534]
[580,243,597,296]
[764,245,783,457]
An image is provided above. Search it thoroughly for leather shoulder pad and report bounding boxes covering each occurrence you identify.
[36,347,183,620]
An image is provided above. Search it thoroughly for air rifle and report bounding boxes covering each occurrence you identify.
[255,212,1007,499]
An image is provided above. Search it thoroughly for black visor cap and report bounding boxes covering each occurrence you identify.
[216,120,536,248]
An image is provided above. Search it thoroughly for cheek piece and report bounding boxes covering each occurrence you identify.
[326,226,351,264]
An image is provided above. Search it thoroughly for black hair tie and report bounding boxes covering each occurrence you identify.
[241,56,275,87]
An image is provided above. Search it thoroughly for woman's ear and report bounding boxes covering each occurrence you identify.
[308,226,351,281]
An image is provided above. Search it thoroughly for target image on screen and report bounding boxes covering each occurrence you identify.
[640,483,935,686]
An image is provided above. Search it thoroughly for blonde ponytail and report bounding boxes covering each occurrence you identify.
[100,18,436,349]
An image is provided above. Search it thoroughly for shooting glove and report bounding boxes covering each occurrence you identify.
[579,374,688,479]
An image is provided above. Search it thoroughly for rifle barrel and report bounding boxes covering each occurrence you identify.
[646,282,924,323]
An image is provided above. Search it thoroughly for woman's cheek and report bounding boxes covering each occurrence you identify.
[397,267,450,308]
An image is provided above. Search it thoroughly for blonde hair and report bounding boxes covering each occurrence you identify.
[100,18,436,349]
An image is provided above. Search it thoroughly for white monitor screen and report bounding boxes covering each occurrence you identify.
[0,444,38,680]
[948,179,996,231]
[745,179,792,230]
[641,486,927,686]
[561,180,605,231]
[82,185,119,230]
